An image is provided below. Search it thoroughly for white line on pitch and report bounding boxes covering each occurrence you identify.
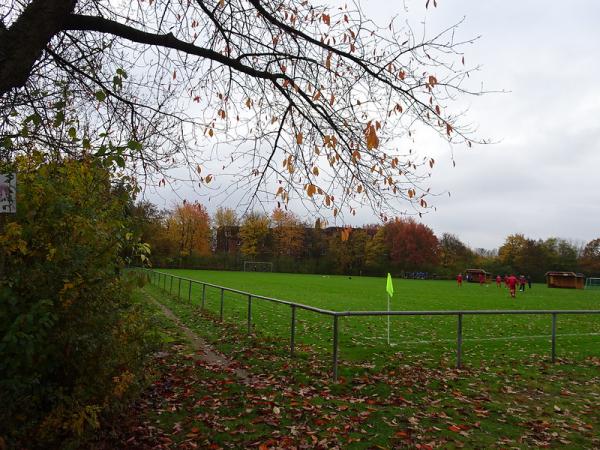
[385,332,600,346]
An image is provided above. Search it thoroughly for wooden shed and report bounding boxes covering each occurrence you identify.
[465,268,491,283]
[545,271,585,289]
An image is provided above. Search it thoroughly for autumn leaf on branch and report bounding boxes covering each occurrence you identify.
[364,123,380,151]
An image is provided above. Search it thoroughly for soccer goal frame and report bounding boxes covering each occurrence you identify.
[243,261,273,272]
[585,277,600,289]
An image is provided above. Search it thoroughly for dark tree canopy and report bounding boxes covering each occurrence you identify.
[581,238,600,276]
[1,0,482,219]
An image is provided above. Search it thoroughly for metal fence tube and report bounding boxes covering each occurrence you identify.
[341,309,600,316]
[202,284,206,310]
[247,295,252,335]
[220,288,224,321]
[188,280,192,302]
[552,313,557,363]
[333,314,339,381]
[290,305,296,357]
[178,277,181,300]
[170,275,173,294]
[457,313,463,369]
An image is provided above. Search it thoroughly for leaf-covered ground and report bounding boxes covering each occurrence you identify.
[92,286,600,449]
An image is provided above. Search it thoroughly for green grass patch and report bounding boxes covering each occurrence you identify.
[149,269,600,370]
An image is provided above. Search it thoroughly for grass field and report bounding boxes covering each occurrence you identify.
[150,269,600,370]
[132,271,600,448]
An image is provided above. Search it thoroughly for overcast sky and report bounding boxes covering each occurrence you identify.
[146,0,600,251]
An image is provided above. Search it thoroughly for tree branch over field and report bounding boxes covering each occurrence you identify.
[0,0,486,220]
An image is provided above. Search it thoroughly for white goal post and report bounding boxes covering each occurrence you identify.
[585,277,600,289]
[243,261,273,272]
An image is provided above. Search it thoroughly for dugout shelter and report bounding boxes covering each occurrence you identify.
[465,268,491,283]
[545,271,585,289]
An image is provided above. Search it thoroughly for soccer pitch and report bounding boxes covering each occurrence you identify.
[154,269,600,367]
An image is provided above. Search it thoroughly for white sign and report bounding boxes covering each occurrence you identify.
[0,173,16,213]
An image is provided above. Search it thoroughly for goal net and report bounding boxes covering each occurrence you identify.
[243,261,273,272]
[585,277,600,289]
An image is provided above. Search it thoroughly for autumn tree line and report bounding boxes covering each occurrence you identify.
[130,202,600,282]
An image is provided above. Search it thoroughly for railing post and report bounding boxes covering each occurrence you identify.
[332,314,339,381]
[202,284,206,310]
[456,313,463,369]
[290,305,296,357]
[188,280,192,302]
[247,295,252,335]
[220,288,224,321]
[169,275,173,294]
[178,277,181,300]
[551,313,557,363]
[163,273,166,290]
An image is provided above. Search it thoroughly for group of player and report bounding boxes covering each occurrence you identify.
[456,273,531,298]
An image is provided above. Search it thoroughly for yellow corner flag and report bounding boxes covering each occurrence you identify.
[386,273,394,298]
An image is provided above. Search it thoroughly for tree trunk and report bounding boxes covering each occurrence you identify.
[0,0,76,96]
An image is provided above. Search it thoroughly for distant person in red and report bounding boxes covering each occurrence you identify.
[508,274,518,298]
[496,275,502,287]
[504,275,509,288]
[479,272,485,285]
[457,273,463,287]
[519,275,526,292]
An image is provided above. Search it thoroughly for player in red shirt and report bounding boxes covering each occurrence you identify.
[496,275,502,287]
[479,272,485,285]
[504,275,509,288]
[457,273,463,287]
[508,274,518,298]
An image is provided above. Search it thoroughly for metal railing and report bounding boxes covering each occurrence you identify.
[139,268,600,380]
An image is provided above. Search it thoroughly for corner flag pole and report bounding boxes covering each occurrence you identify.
[386,273,394,346]
[387,293,390,345]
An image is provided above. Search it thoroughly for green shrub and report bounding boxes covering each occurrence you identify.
[0,154,154,448]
